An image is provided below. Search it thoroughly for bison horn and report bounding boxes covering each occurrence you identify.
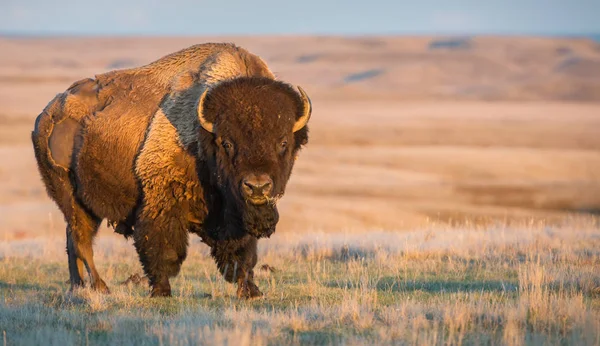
[293,86,312,132]
[197,88,214,133]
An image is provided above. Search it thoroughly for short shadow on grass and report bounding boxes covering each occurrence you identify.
[285,329,345,345]
[189,292,212,299]
[295,244,378,261]
[327,277,517,293]
[0,281,45,291]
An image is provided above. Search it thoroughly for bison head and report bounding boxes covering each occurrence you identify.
[197,77,311,238]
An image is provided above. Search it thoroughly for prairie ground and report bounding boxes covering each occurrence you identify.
[1,36,600,345]
[1,220,600,345]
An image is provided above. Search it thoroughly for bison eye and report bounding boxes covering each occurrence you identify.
[221,140,234,154]
[279,140,288,154]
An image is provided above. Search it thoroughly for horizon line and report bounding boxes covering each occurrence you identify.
[1,31,599,39]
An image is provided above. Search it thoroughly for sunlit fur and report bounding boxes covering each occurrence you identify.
[31,43,310,298]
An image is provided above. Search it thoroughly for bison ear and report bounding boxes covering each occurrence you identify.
[197,88,215,133]
[293,86,312,132]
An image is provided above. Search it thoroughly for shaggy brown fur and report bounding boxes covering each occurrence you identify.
[31,43,311,298]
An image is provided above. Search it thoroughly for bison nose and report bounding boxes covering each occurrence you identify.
[242,174,273,198]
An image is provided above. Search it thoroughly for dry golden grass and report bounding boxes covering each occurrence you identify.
[1,219,599,345]
[1,36,600,345]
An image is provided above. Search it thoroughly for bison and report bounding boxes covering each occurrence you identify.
[31,43,312,298]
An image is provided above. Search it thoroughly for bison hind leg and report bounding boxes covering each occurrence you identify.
[66,227,86,289]
[31,106,108,294]
[67,204,110,294]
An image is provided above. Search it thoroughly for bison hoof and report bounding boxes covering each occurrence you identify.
[68,278,85,291]
[92,279,110,294]
[151,286,172,298]
[237,280,263,299]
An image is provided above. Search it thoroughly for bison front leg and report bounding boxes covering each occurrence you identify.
[211,235,262,299]
[133,216,189,297]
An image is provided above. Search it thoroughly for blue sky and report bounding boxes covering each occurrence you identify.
[1,0,598,36]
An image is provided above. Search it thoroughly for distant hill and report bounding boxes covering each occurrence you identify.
[1,36,599,101]
[584,34,600,42]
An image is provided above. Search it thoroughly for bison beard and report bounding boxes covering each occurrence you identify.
[241,204,279,238]
[223,202,278,239]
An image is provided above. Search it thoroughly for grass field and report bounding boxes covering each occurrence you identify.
[1,219,599,345]
[1,36,600,345]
